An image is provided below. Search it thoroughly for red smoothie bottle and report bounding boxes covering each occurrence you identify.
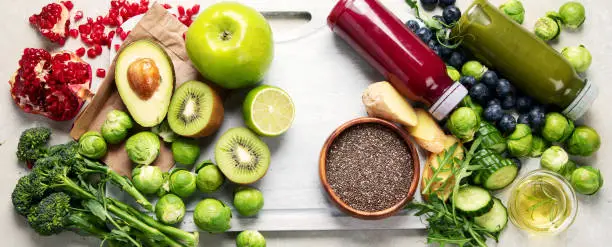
[328,0,467,120]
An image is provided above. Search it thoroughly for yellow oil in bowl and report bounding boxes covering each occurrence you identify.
[508,170,577,234]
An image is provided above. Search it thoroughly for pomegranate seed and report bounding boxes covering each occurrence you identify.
[96,68,106,78]
[182,32,186,40]
[87,48,97,58]
[191,4,200,14]
[74,11,83,21]
[76,47,86,57]
[186,8,193,17]
[162,4,172,9]
[62,1,74,11]
[178,6,185,15]
[120,31,128,40]
[107,31,116,39]
[79,24,91,34]
[94,44,102,55]
[69,29,79,38]
[114,44,121,51]
[96,16,104,23]
[87,17,94,24]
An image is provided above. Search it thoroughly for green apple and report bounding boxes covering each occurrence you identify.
[186,2,274,89]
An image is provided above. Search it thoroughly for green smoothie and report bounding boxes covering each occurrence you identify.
[453,0,596,119]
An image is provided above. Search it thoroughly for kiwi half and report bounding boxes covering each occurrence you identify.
[215,128,271,184]
[168,81,224,138]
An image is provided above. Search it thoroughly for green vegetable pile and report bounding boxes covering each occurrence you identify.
[12,127,198,247]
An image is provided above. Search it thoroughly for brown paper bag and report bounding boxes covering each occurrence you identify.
[70,3,201,176]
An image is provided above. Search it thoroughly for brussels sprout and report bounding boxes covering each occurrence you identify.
[507,124,533,157]
[152,119,177,143]
[529,136,550,157]
[196,160,225,193]
[236,230,266,247]
[101,110,133,144]
[157,172,171,197]
[447,107,480,142]
[460,96,483,117]
[562,45,592,73]
[155,194,186,225]
[169,170,197,198]
[566,126,601,156]
[132,165,164,195]
[446,66,461,81]
[570,166,603,195]
[462,61,487,80]
[540,146,570,174]
[78,131,108,159]
[172,138,200,166]
[126,131,161,165]
[233,187,264,217]
[499,0,525,24]
[193,198,232,233]
[534,16,560,41]
[558,1,586,29]
[541,112,574,143]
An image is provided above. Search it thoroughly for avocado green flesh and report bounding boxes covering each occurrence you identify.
[115,40,175,127]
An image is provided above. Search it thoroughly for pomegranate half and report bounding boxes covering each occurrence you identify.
[9,48,92,121]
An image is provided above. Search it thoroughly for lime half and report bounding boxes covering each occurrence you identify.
[243,85,295,137]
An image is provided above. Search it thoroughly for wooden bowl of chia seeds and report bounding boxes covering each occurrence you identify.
[319,117,420,220]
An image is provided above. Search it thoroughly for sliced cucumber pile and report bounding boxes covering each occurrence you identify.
[471,149,518,190]
[474,198,508,233]
[453,185,493,217]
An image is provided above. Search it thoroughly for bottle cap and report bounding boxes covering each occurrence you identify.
[563,80,598,120]
[429,82,468,120]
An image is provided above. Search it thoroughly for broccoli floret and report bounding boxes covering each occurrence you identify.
[11,175,45,216]
[17,127,51,163]
[27,192,71,236]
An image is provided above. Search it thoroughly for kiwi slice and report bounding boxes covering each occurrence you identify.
[215,128,271,184]
[168,81,224,138]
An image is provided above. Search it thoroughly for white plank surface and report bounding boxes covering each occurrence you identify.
[0,0,611,246]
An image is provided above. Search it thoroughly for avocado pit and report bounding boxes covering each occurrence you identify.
[127,58,161,100]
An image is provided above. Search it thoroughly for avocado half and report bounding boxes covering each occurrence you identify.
[115,40,175,127]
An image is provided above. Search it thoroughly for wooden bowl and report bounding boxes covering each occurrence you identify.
[319,117,420,220]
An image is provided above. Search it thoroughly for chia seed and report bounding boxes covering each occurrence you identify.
[326,123,414,212]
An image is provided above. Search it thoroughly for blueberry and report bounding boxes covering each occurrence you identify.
[416,27,433,43]
[438,0,456,7]
[459,76,476,89]
[447,51,466,69]
[495,79,514,97]
[438,44,453,58]
[442,6,462,24]
[469,83,490,103]
[498,114,517,133]
[427,39,441,56]
[510,157,522,170]
[515,95,533,113]
[501,95,516,110]
[487,98,501,107]
[405,20,420,32]
[528,106,546,131]
[483,104,504,122]
[433,15,446,25]
[421,0,438,8]
[517,114,530,125]
[481,70,498,89]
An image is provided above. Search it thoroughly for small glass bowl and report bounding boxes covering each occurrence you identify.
[507,169,578,235]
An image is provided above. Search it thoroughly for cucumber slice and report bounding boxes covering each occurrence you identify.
[453,186,493,217]
[477,122,507,154]
[481,159,519,190]
[474,198,508,233]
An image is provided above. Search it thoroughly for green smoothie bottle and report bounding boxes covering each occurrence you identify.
[453,0,597,120]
